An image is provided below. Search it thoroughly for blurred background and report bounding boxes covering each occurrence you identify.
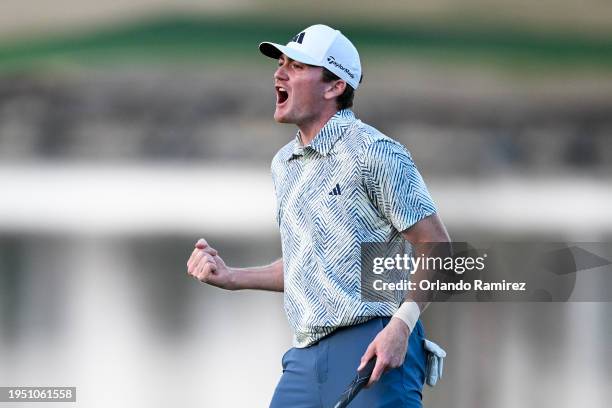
[0,1,611,407]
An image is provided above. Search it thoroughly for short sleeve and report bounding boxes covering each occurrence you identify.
[361,139,437,232]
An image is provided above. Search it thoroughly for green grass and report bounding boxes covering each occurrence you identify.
[0,14,611,72]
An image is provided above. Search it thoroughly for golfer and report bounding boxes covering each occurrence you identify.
[186,24,450,407]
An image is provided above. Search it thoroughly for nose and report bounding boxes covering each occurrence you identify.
[274,63,288,81]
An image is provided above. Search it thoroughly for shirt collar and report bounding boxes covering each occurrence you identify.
[288,109,356,161]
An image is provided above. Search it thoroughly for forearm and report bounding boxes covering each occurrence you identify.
[403,242,434,314]
[398,214,451,322]
[228,258,284,292]
[392,241,445,332]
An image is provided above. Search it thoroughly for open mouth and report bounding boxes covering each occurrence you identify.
[275,86,289,105]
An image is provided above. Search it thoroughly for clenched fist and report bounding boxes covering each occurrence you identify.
[186,238,234,290]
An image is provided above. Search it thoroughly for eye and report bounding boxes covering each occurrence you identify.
[292,62,303,70]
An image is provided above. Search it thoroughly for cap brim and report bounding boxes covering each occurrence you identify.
[258,42,321,66]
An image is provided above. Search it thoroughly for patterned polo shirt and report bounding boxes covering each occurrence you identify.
[271,109,437,347]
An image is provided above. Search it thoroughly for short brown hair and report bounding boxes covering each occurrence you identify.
[321,68,355,110]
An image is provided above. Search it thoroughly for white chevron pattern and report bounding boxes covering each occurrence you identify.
[271,109,437,347]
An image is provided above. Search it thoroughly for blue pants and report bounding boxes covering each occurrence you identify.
[269,317,427,408]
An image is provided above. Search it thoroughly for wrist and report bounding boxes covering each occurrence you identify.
[390,316,411,337]
[392,300,420,333]
[226,267,240,291]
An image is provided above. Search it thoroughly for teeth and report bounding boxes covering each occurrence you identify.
[278,87,286,92]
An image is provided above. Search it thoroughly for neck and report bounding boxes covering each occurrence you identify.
[297,107,340,146]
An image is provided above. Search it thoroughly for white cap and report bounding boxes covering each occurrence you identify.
[259,24,362,90]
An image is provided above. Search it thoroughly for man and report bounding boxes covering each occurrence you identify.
[186,24,450,407]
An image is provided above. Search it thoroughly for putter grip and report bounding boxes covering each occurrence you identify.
[332,357,377,408]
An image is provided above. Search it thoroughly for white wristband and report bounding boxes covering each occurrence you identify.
[393,301,420,332]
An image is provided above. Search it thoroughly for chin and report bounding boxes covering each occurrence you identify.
[274,109,292,124]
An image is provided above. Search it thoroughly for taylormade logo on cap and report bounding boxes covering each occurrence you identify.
[259,24,362,90]
[326,56,355,79]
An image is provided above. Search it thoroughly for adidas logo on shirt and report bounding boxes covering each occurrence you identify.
[328,183,342,196]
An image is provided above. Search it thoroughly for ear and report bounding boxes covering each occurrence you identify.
[323,80,346,101]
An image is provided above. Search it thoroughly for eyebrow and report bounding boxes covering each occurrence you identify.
[278,56,315,68]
